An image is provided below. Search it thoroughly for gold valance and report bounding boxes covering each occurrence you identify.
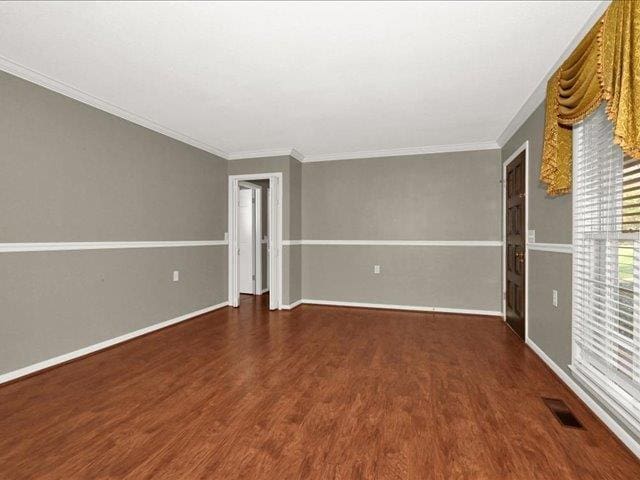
[541,0,640,196]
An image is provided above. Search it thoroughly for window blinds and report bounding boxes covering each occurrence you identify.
[572,104,640,433]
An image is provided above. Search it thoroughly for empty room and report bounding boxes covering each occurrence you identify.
[2,1,640,478]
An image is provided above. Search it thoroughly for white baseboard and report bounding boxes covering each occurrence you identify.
[281,299,302,310]
[0,301,229,385]
[299,299,501,316]
[526,337,640,459]
[261,288,269,294]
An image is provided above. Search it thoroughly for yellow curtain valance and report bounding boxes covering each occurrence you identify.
[541,0,640,196]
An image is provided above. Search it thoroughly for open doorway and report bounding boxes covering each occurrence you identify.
[228,173,283,310]
[238,181,262,295]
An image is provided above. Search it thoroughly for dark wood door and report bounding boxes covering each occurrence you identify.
[505,152,526,340]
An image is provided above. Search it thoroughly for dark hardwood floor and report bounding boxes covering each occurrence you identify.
[1,294,639,479]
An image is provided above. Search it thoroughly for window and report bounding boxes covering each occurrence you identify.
[572,104,640,434]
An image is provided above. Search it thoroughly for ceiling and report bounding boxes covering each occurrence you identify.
[0,1,605,161]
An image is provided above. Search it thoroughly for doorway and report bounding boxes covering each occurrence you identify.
[503,142,528,340]
[238,182,262,295]
[228,173,283,310]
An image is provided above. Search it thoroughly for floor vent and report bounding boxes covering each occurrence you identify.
[542,397,584,429]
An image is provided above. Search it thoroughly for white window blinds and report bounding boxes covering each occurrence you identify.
[573,104,640,433]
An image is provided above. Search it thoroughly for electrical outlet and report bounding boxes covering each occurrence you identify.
[374,265,381,274]
[528,230,536,243]
[552,289,558,307]
[173,270,180,282]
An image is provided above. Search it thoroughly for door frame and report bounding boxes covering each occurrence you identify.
[502,140,529,340]
[229,173,283,310]
[238,181,262,295]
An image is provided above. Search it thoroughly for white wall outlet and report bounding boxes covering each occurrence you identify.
[528,229,536,243]
[224,232,228,242]
[552,289,558,307]
[374,265,381,274]
[173,270,180,282]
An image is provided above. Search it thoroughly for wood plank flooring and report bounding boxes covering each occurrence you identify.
[1,294,639,479]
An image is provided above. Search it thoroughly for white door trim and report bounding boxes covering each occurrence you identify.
[254,185,262,296]
[502,141,529,340]
[229,173,283,310]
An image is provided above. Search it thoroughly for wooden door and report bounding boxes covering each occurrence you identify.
[505,152,526,340]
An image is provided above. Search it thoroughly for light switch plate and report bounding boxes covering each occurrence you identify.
[374,265,381,274]
[173,270,179,282]
[552,289,558,307]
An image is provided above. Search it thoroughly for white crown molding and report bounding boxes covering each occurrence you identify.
[227,148,297,160]
[0,55,232,159]
[226,148,304,161]
[4,54,500,165]
[0,55,520,165]
[0,55,503,165]
[284,239,502,247]
[0,240,227,253]
[226,142,501,163]
[0,301,229,385]
[0,57,500,162]
[2,0,609,168]
[301,141,500,163]
[495,0,610,147]
[290,148,305,162]
[528,242,573,254]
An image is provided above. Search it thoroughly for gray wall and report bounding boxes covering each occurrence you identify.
[301,150,502,311]
[0,71,228,375]
[528,250,572,370]
[501,101,639,444]
[302,151,501,241]
[501,103,571,245]
[1,248,226,373]
[501,101,573,369]
[228,156,302,305]
[1,72,227,243]
[302,245,500,311]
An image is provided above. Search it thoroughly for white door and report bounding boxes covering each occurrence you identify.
[238,188,255,294]
[268,178,279,310]
[265,187,270,291]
